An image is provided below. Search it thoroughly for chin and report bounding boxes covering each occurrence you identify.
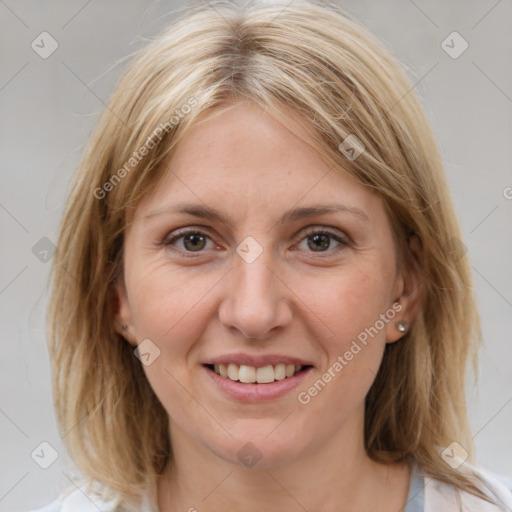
[209,427,305,470]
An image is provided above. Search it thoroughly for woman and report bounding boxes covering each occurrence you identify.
[33,0,512,510]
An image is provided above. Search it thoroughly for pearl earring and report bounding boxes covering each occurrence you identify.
[122,324,128,331]
[395,320,407,333]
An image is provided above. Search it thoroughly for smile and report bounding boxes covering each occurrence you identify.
[206,363,307,384]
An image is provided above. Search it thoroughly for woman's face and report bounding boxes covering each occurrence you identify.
[116,101,413,469]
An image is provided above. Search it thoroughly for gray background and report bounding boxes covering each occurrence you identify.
[1,0,511,510]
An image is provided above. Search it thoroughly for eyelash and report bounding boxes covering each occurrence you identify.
[162,227,349,258]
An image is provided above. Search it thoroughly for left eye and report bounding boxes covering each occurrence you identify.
[297,229,347,253]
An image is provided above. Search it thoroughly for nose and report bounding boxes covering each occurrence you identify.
[218,248,293,341]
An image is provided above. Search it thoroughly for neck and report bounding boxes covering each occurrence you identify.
[157,410,410,512]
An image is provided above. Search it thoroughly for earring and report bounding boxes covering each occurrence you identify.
[395,320,407,333]
[122,324,128,331]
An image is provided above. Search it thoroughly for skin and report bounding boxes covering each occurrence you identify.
[114,101,422,512]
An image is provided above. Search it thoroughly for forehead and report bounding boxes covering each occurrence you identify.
[134,102,382,224]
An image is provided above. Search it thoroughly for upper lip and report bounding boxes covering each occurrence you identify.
[203,353,314,367]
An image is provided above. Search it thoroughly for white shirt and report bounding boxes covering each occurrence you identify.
[29,460,512,512]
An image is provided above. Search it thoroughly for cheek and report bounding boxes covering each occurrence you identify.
[125,262,214,415]
[308,259,395,349]
[295,267,393,425]
[127,259,219,351]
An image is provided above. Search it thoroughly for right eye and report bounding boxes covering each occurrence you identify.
[163,229,217,256]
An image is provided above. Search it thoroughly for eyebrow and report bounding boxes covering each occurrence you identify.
[144,202,370,225]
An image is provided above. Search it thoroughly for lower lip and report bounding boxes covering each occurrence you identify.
[203,365,313,402]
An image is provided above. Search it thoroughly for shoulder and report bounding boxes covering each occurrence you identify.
[27,480,155,512]
[27,498,63,512]
[27,485,121,512]
[424,463,512,511]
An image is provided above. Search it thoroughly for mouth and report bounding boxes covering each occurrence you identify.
[203,363,313,384]
[201,354,315,402]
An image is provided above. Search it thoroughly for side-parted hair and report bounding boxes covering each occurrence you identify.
[47,0,491,508]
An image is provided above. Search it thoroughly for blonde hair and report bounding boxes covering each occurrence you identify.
[47,0,493,507]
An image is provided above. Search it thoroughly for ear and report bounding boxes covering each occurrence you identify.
[386,234,423,344]
[112,280,138,347]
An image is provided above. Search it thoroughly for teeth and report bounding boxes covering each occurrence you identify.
[227,363,239,380]
[274,363,286,380]
[211,363,304,383]
[239,365,256,383]
[256,365,274,383]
